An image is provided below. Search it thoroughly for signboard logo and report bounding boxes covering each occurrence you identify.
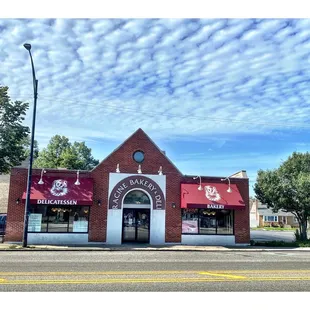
[204,185,221,201]
[109,175,166,210]
[50,179,68,197]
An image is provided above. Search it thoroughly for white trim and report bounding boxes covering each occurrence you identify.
[106,173,166,245]
[28,233,88,245]
[123,204,151,209]
[181,234,236,246]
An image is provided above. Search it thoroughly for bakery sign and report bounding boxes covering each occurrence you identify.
[206,204,224,209]
[109,175,165,210]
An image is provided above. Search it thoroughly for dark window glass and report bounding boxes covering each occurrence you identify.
[124,190,150,205]
[46,207,70,232]
[28,205,90,233]
[199,210,216,234]
[181,209,234,235]
[133,151,144,163]
[217,210,233,234]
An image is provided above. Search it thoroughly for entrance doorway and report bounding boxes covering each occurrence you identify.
[122,208,150,243]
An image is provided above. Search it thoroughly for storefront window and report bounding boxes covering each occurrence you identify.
[124,190,150,204]
[182,209,199,233]
[28,205,48,232]
[28,205,90,233]
[199,210,216,234]
[69,207,89,232]
[182,209,234,235]
[217,210,233,234]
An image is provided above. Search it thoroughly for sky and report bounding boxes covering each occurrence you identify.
[1,18,310,195]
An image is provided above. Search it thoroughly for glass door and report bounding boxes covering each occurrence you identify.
[136,210,150,243]
[122,209,136,242]
[122,209,150,243]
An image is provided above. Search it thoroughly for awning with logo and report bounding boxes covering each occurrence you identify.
[181,183,245,210]
[22,176,93,206]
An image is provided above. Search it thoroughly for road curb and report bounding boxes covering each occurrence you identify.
[1,247,310,252]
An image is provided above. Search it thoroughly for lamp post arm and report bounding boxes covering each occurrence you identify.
[28,50,37,94]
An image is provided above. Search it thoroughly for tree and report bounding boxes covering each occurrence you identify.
[254,152,310,241]
[22,135,39,161]
[34,135,99,170]
[0,86,31,174]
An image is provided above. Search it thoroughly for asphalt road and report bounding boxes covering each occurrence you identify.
[250,230,295,242]
[0,250,310,291]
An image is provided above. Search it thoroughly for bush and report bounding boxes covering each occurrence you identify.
[271,222,280,227]
[251,239,310,247]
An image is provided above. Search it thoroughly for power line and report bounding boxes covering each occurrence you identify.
[6,91,310,129]
[35,93,310,129]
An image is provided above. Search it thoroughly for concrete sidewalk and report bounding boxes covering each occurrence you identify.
[1,242,310,252]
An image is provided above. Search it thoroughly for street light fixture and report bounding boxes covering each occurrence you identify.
[193,176,203,191]
[22,43,39,247]
[221,177,232,193]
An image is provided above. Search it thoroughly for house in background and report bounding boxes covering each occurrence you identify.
[0,174,10,214]
[250,199,299,228]
[249,198,259,228]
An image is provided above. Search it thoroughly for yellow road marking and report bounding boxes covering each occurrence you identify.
[199,272,247,279]
[1,270,310,286]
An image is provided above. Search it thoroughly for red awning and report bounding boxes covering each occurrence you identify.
[181,183,245,210]
[22,176,93,206]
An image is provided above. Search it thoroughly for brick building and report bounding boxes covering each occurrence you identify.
[5,128,250,245]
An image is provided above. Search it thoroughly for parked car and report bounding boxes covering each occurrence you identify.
[0,214,7,235]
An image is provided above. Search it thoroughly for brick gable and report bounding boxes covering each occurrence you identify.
[90,128,183,242]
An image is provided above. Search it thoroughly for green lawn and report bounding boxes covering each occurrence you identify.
[251,227,298,231]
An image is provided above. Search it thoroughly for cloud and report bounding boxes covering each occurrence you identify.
[0,18,310,148]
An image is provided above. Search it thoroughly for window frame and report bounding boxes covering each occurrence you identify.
[264,216,278,222]
[28,205,90,234]
[133,150,145,163]
[181,209,234,236]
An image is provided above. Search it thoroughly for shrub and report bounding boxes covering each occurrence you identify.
[252,240,310,247]
[271,222,280,227]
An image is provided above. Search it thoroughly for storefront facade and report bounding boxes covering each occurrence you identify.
[5,128,250,245]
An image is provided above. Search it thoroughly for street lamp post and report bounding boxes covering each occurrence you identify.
[22,43,38,247]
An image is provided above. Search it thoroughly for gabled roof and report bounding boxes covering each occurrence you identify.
[91,128,183,175]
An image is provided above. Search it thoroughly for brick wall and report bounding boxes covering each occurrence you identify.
[5,128,250,245]
[90,128,183,242]
[233,178,250,243]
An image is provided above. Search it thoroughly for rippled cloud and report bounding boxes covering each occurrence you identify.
[1,18,310,186]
